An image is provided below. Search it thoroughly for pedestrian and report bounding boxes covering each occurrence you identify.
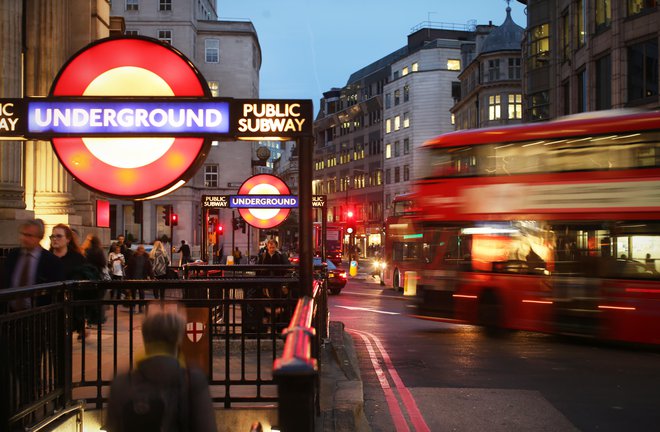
[177,240,192,265]
[149,240,170,298]
[645,253,656,273]
[233,246,243,264]
[125,245,154,312]
[257,239,288,266]
[49,223,90,339]
[104,311,217,432]
[3,218,64,310]
[81,234,109,326]
[109,234,128,256]
[108,244,125,299]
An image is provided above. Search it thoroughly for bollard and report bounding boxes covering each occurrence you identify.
[349,260,358,277]
[403,271,417,296]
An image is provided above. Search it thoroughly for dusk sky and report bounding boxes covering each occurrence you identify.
[218,0,526,110]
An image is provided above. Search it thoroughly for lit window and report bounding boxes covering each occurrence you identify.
[208,81,219,97]
[403,112,410,128]
[394,116,401,131]
[447,59,461,71]
[508,94,522,119]
[386,143,392,159]
[402,66,409,76]
[394,89,400,105]
[403,85,410,102]
[158,30,172,44]
[488,95,501,120]
[126,0,138,11]
[204,165,218,188]
[386,119,392,134]
[412,62,419,72]
[451,113,455,125]
[628,0,658,15]
[205,39,220,63]
[159,0,171,11]
[529,23,550,69]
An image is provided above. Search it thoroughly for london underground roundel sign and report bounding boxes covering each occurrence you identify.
[236,174,293,229]
[49,37,212,199]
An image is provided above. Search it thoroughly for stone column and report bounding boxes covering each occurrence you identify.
[0,0,35,247]
[23,0,82,231]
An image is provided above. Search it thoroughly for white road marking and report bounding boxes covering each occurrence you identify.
[335,305,400,315]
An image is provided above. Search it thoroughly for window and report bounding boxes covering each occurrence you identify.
[628,0,657,15]
[528,91,550,121]
[394,141,400,157]
[508,94,522,119]
[529,24,550,69]
[126,0,138,11]
[508,58,520,79]
[394,166,400,183]
[205,39,219,63]
[595,55,611,110]
[403,85,410,102]
[488,59,500,81]
[125,30,139,36]
[595,0,611,31]
[385,169,391,185]
[394,89,400,106]
[385,93,392,109]
[628,39,658,102]
[204,165,218,188]
[411,62,419,72]
[488,95,501,120]
[577,68,587,112]
[562,80,571,115]
[447,59,461,71]
[402,66,409,76]
[158,30,172,44]
[576,0,586,48]
[403,112,410,128]
[386,118,392,134]
[403,138,410,155]
[403,165,410,181]
[208,81,219,97]
[385,143,392,159]
[561,11,570,61]
[159,0,171,11]
[394,115,401,131]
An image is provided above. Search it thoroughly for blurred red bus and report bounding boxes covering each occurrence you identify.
[313,222,344,266]
[381,194,425,291]
[411,110,660,345]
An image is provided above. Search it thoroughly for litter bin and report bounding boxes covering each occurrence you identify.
[349,260,358,277]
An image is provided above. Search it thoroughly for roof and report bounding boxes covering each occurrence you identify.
[346,46,408,85]
[480,7,523,54]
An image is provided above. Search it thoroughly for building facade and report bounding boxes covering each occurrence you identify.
[0,0,115,249]
[383,27,476,219]
[451,6,524,130]
[517,0,659,121]
[109,0,261,259]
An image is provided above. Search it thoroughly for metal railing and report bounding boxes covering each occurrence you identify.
[0,265,327,431]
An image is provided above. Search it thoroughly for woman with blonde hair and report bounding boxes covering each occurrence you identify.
[149,240,170,298]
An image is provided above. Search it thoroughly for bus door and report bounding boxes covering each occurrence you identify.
[415,227,461,319]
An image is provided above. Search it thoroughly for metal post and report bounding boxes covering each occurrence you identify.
[321,205,327,261]
[231,209,235,257]
[299,136,314,297]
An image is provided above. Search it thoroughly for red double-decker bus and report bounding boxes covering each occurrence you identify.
[410,110,660,345]
[313,222,344,266]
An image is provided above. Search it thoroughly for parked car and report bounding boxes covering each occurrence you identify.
[313,257,347,295]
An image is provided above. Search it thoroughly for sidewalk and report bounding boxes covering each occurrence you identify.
[318,321,370,432]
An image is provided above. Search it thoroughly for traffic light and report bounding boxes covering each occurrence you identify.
[239,219,246,233]
[232,217,239,231]
[171,213,178,226]
[346,209,356,235]
[216,224,224,236]
[163,205,171,226]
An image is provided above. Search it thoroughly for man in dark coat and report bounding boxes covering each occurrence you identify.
[3,218,65,310]
[105,312,216,432]
[177,240,192,265]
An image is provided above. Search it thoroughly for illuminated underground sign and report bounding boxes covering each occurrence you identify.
[0,36,312,200]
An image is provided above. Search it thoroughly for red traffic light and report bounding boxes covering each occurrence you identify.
[171,213,178,226]
[346,210,354,218]
[216,225,224,235]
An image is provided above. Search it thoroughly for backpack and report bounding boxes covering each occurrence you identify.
[121,366,189,432]
[152,253,169,277]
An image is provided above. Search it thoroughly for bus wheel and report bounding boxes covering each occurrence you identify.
[393,269,401,292]
[478,290,502,336]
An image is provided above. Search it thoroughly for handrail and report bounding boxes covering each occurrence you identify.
[25,401,85,432]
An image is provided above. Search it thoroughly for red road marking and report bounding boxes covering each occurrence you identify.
[350,329,432,432]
